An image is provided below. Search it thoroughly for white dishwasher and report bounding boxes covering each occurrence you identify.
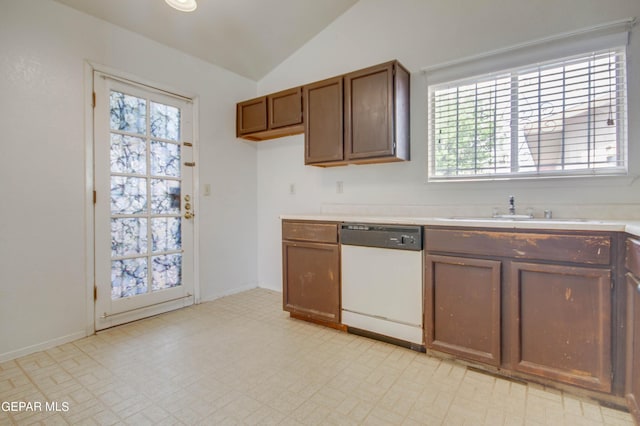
[340,223,424,349]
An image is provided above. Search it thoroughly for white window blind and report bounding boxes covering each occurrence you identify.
[426,20,632,181]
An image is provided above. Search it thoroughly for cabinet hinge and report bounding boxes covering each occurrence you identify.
[92,92,96,108]
[93,190,97,204]
[183,141,193,147]
[94,285,97,301]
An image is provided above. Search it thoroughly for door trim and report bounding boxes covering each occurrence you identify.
[84,61,200,334]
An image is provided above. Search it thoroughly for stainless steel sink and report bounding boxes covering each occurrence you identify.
[448,216,592,222]
[491,214,535,220]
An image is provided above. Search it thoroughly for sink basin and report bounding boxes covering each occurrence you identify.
[491,214,535,220]
[449,216,592,222]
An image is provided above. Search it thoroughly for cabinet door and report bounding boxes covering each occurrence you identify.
[425,255,502,366]
[626,272,640,422]
[282,241,340,323]
[344,62,395,161]
[304,76,344,165]
[268,87,302,129]
[508,262,612,392]
[236,96,267,136]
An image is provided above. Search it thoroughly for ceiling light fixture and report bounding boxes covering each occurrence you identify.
[165,0,197,12]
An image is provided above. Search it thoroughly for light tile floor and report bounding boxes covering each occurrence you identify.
[0,289,634,425]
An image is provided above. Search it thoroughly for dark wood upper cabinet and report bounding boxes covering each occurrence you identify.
[626,237,640,423]
[345,61,410,163]
[236,87,304,141]
[236,60,410,164]
[269,87,303,129]
[303,77,345,165]
[304,60,410,167]
[236,96,267,136]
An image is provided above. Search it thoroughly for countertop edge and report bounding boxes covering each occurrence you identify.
[280,214,640,236]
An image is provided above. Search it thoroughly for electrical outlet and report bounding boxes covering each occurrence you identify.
[203,183,211,196]
[336,181,343,194]
[289,183,296,195]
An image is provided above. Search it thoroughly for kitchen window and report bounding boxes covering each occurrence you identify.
[426,21,632,182]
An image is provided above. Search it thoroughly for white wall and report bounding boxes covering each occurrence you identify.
[256,0,640,290]
[0,0,258,361]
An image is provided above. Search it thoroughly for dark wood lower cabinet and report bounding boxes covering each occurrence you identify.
[282,221,340,324]
[508,262,612,393]
[425,255,501,366]
[626,236,640,422]
[626,273,640,422]
[425,227,618,396]
[280,222,637,407]
[282,241,340,322]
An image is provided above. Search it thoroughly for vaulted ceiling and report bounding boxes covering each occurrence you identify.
[54,0,358,80]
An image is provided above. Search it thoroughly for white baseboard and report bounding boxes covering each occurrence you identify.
[199,283,259,303]
[257,282,282,292]
[0,330,88,363]
[1,285,269,362]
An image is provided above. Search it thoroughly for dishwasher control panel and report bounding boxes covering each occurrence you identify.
[340,223,423,251]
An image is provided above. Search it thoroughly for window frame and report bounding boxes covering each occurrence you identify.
[424,19,633,183]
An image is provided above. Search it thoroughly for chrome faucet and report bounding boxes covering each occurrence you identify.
[508,195,516,215]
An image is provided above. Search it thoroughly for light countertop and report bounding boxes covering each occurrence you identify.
[280,214,640,236]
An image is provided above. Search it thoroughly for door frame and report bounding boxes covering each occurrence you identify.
[83,61,200,335]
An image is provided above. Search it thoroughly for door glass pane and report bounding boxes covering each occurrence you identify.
[152,254,182,291]
[112,257,148,298]
[150,102,180,141]
[112,218,148,257]
[110,91,147,135]
[151,141,180,177]
[107,92,184,301]
[110,134,147,174]
[111,176,147,215]
[151,179,180,214]
[151,217,181,253]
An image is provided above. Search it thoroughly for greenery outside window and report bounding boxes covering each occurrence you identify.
[428,47,628,181]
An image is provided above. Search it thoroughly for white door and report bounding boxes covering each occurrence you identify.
[94,73,195,330]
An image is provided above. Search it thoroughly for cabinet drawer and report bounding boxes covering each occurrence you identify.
[626,238,640,277]
[426,228,611,265]
[282,221,338,243]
